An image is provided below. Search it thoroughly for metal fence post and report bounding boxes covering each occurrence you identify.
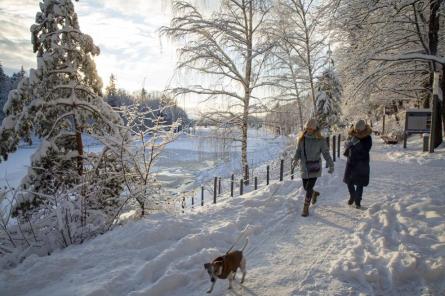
[280,159,284,181]
[291,159,295,180]
[266,165,270,185]
[254,177,258,190]
[333,135,336,162]
[326,136,330,168]
[230,174,234,197]
[218,177,221,195]
[201,186,204,206]
[240,179,243,195]
[337,134,341,158]
[213,177,217,204]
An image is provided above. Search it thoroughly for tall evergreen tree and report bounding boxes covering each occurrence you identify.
[105,73,117,97]
[315,65,342,130]
[0,0,127,220]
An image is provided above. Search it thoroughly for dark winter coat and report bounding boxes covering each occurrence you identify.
[343,126,372,186]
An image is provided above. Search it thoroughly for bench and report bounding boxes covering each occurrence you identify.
[381,135,398,144]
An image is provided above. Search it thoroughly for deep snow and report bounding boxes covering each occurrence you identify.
[0,136,444,296]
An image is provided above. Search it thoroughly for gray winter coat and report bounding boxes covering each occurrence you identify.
[294,133,334,179]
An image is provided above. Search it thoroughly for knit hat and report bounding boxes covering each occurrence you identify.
[305,118,318,130]
[354,119,366,132]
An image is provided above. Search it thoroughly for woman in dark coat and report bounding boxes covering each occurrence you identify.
[343,119,372,208]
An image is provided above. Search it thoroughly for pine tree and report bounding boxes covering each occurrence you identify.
[0,63,8,122]
[0,0,127,221]
[105,74,117,97]
[315,66,343,130]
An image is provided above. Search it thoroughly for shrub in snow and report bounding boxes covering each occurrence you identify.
[117,101,181,217]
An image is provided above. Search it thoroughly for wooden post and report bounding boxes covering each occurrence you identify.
[213,177,217,204]
[230,174,234,197]
[218,177,221,195]
[182,196,185,213]
[191,195,194,208]
[280,159,284,181]
[201,186,204,206]
[333,135,336,162]
[337,134,341,158]
[423,133,429,152]
[240,179,243,195]
[266,165,270,185]
[244,164,249,185]
[254,177,258,190]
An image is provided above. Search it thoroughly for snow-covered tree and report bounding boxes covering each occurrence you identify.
[118,102,181,217]
[162,0,274,183]
[272,0,329,112]
[105,73,117,97]
[314,66,342,130]
[333,0,445,145]
[0,0,127,225]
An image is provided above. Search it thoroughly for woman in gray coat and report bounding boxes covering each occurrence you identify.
[293,119,335,217]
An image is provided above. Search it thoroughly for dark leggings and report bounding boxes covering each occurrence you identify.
[347,183,364,204]
[302,178,317,204]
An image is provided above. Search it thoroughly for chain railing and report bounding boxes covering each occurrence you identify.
[174,133,345,213]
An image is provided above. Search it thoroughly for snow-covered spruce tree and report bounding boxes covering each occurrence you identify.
[314,67,342,130]
[0,0,127,242]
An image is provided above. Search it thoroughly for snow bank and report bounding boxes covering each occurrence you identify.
[0,181,301,296]
[385,135,445,165]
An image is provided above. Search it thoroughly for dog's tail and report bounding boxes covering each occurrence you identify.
[241,237,249,252]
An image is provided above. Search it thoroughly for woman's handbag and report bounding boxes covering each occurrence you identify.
[304,138,321,173]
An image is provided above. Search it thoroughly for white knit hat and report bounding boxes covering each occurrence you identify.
[305,118,318,130]
[355,119,366,132]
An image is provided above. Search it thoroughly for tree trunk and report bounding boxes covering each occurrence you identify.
[428,0,442,147]
[241,1,253,185]
[73,116,84,176]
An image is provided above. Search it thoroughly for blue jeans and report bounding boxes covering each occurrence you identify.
[347,183,363,205]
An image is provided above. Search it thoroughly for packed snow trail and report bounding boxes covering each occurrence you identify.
[0,138,444,296]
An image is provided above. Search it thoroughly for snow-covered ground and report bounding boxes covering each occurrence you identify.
[1,136,444,296]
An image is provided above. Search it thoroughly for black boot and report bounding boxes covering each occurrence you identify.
[347,197,354,205]
[355,200,361,209]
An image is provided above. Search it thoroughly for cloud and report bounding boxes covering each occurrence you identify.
[0,0,178,92]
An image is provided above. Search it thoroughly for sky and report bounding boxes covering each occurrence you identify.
[0,0,179,100]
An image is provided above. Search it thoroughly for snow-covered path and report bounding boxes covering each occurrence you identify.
[1,138,444,296]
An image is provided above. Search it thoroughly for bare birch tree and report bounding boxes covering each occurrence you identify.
[272,0,329,113]
[161,0,274,182]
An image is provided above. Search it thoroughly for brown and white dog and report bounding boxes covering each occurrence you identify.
[204,239,248,293]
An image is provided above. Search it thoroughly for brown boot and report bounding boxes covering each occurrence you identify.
[311,191,320,205]
[301,203,309,217]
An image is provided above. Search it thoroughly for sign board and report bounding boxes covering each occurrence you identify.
[405,109,431,133]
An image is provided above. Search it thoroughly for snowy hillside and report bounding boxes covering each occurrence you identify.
[1,137,444,296]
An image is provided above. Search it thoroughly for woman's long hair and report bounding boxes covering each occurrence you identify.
[297,128,323,144]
